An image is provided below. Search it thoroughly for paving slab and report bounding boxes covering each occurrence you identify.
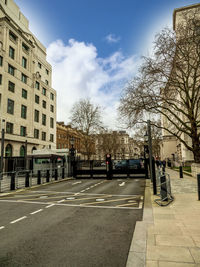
[147,245,194,262]
[156,235,196,247]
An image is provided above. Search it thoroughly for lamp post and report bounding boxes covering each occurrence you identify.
[0,119,5,179]
[69,137,76,177]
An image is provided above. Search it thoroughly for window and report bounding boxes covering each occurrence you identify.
[35,81,40,90]
[50,93,54,100]
[9,46,15,59]
[8,64,15,76]
[6,122,13,134]
[42,87,46,96]
[50,105,54,113]
[22,57,27,68]
[22,42,29,53]
[42,100,46,109]
[0,56,3,66]
[38,62,42,69]
[20,126,26,136]
[22,89,27,99]
[21,73,27,84]
[46,69,49,75]
[5,144,12,157]
[0,74,2,85]
[34,129,39,139]
[42,131,46,141]
[9,31,17,42]
[20,146,25,157]
[42,114,46,126]
[8,81,15,92]
[45,80,49,85]
[21,105,27,119]
[50,117,54,128]
[35,95,39,104]
[50,134,54,142]
[34,109,39,122]
[7,99,14,114]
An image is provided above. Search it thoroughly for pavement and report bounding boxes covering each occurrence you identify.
[127,167,200,267]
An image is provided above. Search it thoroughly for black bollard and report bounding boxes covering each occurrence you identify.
[10,172,15,190]
[179,166,183,178]
[62,167,65,179]
[197,174,200,201]
[25,171,29,187]
[152,158,157,195]
[37,170,41,184]
[46,170,50,183]
[160,174,168,201]
[55,169,58,180]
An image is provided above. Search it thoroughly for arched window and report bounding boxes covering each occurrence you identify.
[5,144,12,157]
[20,145,25,157]
[32,147,37,153]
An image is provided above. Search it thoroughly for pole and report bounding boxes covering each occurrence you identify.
[24,139,27,170]
[147,120,153,182]
[0,119,5,179]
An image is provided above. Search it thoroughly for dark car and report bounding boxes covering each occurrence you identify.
[115,159,144,170]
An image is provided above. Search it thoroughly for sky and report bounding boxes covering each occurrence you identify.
[14,0,200,132]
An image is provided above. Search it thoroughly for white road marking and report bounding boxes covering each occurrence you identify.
[0,226,5,230]
[119,182,125,186]
[45,204,55,208]
[57,199,65,203]
[96,199,105,202]
[72,181,82,185]
[66,197,75,200]
[30,209,43,215]
[39,196,48,199]
[128,200,137,203]
[10,216,27,224]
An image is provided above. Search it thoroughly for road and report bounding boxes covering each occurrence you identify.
[0,178,146,267]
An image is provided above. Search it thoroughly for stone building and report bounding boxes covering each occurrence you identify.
[161,3,200,163]
[94,130,141,160]
[0,0,56,158]
[57,122,95,159]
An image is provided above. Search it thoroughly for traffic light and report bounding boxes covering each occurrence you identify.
[106,154,112,165]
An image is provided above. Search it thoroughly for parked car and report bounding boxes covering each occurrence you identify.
[115,159,144,170]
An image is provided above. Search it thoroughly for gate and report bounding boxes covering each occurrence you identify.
[73,159,147,179]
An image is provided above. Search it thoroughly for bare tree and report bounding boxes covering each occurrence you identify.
[70,98,103,159]
[119,9,200,162]
[133,121,162,157]
[96,130,121,159]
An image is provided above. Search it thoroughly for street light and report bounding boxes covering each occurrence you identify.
[0,119,5,178]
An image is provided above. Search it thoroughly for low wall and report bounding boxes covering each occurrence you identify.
[191,163,200,178]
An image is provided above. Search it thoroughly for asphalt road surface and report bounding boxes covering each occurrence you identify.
[0,178,146,267]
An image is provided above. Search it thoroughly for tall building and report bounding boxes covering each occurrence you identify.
[161,3,200,163]
[0,0,56,159]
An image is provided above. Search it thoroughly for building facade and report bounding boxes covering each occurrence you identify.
[0,0,56,159]
[57,122,95,159]
[94,130,141,160]
[161,3,200,164]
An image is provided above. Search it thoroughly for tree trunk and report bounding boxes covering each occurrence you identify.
[192,137,200,163]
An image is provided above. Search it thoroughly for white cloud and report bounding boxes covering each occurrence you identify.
[105,34,121,44]
[47,39,139,129]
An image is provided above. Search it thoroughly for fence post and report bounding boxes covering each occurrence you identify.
[62,167,65,179]
[197,174,200,201]
[25,171,29,187]
[37,170,41,184]
[179,166,183,178]
[55,169,58,181]
[10,172,15,190]
[160,174,168,201]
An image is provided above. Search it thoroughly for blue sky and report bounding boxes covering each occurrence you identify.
[15,0,200,130]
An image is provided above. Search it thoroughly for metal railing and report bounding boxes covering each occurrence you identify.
[154,167,174,206]
[0,166,69,193]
